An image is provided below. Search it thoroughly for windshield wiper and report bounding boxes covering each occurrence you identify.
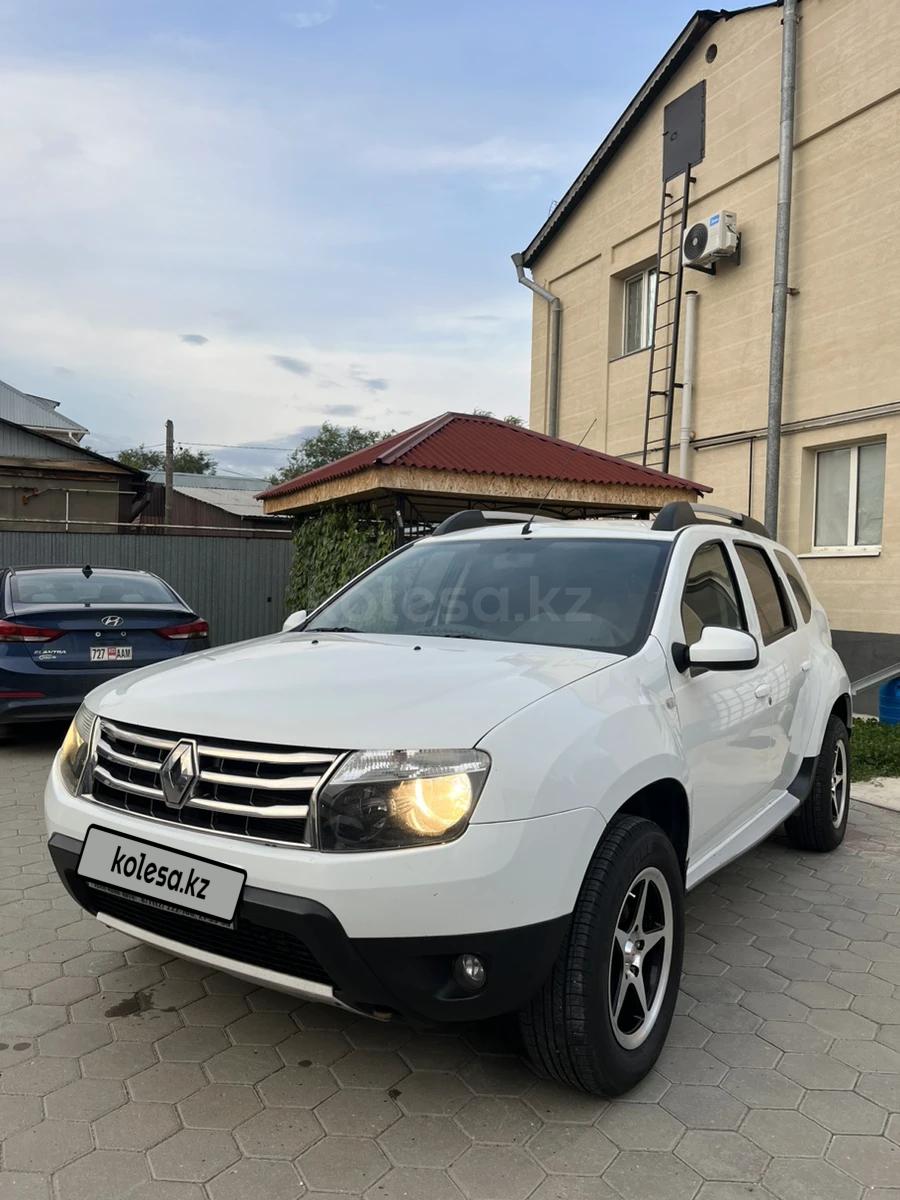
[304,625,361,634]
[413,630,488,640]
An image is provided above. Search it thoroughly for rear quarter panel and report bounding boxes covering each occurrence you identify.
[771,551,852,761]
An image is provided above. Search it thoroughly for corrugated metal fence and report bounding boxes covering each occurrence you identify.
[0,531,294,647]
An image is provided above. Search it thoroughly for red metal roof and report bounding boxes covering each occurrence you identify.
[258,412,710,501]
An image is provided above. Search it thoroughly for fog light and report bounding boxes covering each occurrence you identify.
[453,954,486,992]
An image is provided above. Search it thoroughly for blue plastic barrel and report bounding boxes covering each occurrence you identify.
[879,678,900,725]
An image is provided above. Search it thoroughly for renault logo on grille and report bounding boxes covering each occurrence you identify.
[159,740,199,810]
[101,615,124,627]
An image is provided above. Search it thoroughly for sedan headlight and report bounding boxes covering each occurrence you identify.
[316,749,490,852]
[59,705,97,795]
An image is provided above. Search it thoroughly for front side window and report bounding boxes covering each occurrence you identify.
[681,542,746,646]
[622,267,657,355]
[736,545,795,645]
[774,551,813,623]
[814,441,885,549]
[305,536,669,655]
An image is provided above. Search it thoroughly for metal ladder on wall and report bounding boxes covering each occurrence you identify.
[641,167,694,473]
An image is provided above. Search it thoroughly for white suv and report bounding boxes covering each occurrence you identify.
[45,503,851,1095]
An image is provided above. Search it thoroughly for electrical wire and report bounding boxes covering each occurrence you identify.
[139,441,298,451]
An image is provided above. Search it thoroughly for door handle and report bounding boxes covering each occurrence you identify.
[755,684,772,699]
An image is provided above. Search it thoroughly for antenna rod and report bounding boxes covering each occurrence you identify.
[522,418,598,535]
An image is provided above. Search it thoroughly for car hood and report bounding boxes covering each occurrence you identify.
[85,631,622,748]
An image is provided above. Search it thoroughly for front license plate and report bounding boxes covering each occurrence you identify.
[91,646,133,662]
[77,827,245,921]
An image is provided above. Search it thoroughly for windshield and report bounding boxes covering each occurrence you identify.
[10,570,177,607]
[305,536,669,654]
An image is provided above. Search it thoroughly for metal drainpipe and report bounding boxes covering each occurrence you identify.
[764,0,799,536]
[680,291,699,479]
[512,252,561,437]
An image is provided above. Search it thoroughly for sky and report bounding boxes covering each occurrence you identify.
[0,0,706,478]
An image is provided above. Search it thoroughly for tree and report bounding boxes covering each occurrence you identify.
[472,408,525,427]
[117,444,218,474]
[269,421,392,485]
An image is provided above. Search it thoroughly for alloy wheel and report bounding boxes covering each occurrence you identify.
[608,866,674,1050]
[831,739,848,827]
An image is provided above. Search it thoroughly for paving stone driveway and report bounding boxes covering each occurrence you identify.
[3,732,900,1200]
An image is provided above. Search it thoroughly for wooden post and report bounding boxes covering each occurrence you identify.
[164,419,174,527]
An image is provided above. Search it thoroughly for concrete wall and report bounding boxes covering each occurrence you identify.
[525,0,900,661]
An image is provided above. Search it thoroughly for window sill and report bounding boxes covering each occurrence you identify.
[609,346,650,364]
[798,547,882,559]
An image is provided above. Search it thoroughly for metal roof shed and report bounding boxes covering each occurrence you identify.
[258,412,709,535]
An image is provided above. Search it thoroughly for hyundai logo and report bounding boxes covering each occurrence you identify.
[159,740,199,810]
[101,615,124,627]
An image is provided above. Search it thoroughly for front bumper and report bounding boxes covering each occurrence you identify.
[45,758,600,938]
[49,833,569,1022]
[45,759,602,1022]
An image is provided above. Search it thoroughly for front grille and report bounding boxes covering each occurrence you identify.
[86,718,339,846]
[89,884,333,986]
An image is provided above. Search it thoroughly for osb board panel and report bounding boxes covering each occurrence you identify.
[262,464,699,514]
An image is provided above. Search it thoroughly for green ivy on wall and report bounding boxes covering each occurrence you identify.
[286,504,395,614]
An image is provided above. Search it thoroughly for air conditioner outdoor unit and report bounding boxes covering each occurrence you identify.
[683,211,739,267]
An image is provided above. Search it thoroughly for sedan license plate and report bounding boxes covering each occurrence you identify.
[90,646,133,662]
[77,827,245,921]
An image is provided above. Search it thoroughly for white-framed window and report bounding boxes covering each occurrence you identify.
[622,267,657,355]
[813,440,886,550]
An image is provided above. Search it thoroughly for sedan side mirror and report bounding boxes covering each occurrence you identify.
[281,609,308,633]
[683,626,759,672]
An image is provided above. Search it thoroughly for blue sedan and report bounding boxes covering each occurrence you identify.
[0,565,208,732]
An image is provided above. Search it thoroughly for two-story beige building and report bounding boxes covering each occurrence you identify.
[516,0,900,692]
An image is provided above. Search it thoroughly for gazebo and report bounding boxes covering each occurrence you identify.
[259,411,709,537]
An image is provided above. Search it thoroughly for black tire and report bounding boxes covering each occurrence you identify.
[519,814,684,1096]
[785,715,850,852]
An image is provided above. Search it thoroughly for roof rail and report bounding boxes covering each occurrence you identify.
[652,502,771,539]
[432,510,561,536]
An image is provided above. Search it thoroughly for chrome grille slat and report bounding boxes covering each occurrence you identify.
[189,797,310,819]
[103,718,335,767]
[198,745,335,767]
[97,738,161,773]
[198,769,321,792]
[88,718,331,846]
[93,765,163,801]
[103,721,176,752]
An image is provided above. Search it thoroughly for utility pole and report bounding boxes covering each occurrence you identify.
[764,0,799,536]
[164,419,174,527]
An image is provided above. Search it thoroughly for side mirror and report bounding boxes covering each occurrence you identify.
[684,626,759,671]
[281,609,308,633]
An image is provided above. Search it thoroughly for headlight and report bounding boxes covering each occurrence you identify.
[316,749,490,852]
[59,705,97,794]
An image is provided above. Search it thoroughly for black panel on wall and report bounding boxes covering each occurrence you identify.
[663,80,706,181]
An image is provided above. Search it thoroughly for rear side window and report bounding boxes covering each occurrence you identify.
[681,542,746,645]
[735,545,796,644]
[775,551,813,623]
[10,570,175,606]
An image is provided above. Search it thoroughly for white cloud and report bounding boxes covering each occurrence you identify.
[0,297,528,451]
[0,57,531,451]
[367,135,573,177]
[285,1,337,30]
[0,60,375,318]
